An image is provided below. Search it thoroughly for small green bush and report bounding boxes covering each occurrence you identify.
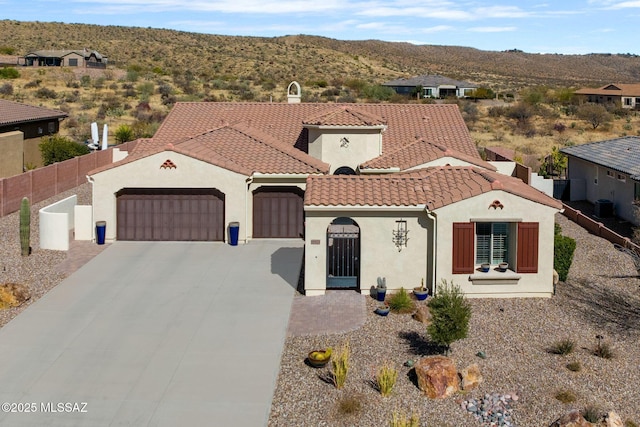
[582,405,602,423]
[114,124,134,143]
[427,280,472,354]
[594,341,614,359]
[549,339,575,355]
[555,390,577,403]
[390,412,420,427]
[566,361,582,372]
[375,362,398,397]
[554,224,576,282]
[0,67,19,79]
[39,135,90,166]
[388,288,415,313]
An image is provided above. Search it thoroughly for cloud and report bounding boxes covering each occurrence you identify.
[468,26,517,33]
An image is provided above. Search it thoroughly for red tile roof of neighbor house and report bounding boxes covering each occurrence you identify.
[151,102,478,158]
[0,99,67,127]
[361,137,496,171]
[90,123,329,176]
[575,83,640,97]
[304,166,562,210]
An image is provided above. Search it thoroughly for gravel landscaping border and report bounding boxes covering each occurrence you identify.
[269,214,640,426]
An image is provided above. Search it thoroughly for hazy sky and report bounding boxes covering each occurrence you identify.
[3,0,640,54]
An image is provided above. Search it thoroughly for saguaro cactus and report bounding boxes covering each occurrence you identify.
[19,197,30,256]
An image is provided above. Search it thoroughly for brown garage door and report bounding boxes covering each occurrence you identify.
[116,188,224,241]
[253,187,304,238]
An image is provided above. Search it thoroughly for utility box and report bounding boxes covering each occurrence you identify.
[594,199,613,218]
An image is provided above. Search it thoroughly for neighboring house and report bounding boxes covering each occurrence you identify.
[575,83,640,109]
[24,49,107,68]
[561,136,640,225]
[382,75,478,98]
[0,99,67,177]
[88,93,561,298]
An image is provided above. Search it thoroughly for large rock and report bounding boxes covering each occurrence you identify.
[460,363,483,391]
[549,410,595,427]
[412,304,432,324]
[414,356,459,399]
[0,283,31,309]
[605,412,623,427]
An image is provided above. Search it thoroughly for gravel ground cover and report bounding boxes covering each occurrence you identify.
[0,183,91,328]
[269,214,640,427]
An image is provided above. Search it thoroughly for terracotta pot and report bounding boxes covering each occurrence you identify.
[307,350,331,368]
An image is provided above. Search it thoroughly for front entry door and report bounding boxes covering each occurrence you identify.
[326,218,360,289]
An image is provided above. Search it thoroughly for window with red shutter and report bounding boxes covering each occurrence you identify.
[517,222,539,273]
[452,222,474,274]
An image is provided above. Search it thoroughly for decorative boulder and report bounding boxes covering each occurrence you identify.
[412,304,432,325]
[605,412,623,427]
[553,269,560,285]
[549,410,595,427]
[460,363,483,391]
[0,283,31,309]
[414,356,459,399]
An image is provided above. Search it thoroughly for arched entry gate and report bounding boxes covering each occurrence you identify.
[326,217,360,289]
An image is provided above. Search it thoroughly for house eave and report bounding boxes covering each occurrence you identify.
[358,167,401,174]
[305,205,426,212]
[303,124,387,131]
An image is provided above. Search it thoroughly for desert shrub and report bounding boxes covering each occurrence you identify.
[24,79,41,88]
[427,280,471,354]
[137,81,155,100]
[0,46,15,54]
[0,82,13,95]
[554,122,567,133]
[549,338,575,355]
[566,361,582,372]
[594,340,614,359]
[625,421,638,427]
[39,135,90,166]
[114,124,134,144]
[80,75,91,87]
[555,390,577,403]
[92,77,105,89]
[375,363,398,397]
[577,103,612,129]
[336,394,362,416]
[488,106,507,117]
[582,405,603,423]
[554,224,576,282]
[35,87,57,99]
[388,288,414,313]
[0,67,19,79]
[362,84,395,102]
[390,412,420,427]
[331,340,350,389]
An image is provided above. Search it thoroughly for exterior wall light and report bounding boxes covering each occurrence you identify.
[392,219,409,251]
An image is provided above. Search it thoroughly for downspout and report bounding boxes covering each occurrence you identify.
[245,175,253,244]
[86,175,95,241]
[426,209,437,296]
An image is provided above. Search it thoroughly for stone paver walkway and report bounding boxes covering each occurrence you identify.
[54,239,110,276]
[287,291,367,337]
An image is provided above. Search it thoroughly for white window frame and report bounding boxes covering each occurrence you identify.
[475,222,510,265]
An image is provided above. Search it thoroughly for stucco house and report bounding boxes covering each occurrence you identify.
[575,83,640,109]
[88,94,561,298]
[561,136,640,225]
[24,49,107,68]
[382,75,478,98]
[0,99,68,178]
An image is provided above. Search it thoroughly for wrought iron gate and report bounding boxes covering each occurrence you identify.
[326,225,360,289]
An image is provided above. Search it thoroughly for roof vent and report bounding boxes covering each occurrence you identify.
[287,81,301,104]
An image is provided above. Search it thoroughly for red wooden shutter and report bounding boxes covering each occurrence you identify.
[452,222,474,274]
[517,222,539,273]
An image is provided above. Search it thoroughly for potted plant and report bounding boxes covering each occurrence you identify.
[498,262,509,272]
[307,348,332,368]
[413,278,429,301]
[480,263,490,272]
[376,277,387,302]
[375,304,391,316]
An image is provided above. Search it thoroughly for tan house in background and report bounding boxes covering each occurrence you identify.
[24,49,107,68]
[88,97,561,298]
[0,99,68,178]
[575,83,640,109]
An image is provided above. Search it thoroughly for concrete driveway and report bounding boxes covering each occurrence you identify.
[0,240,303,426]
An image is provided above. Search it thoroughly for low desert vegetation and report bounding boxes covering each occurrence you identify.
[375,362,398,397]
[426,280,472,354]
[388,288,415,314]
[549,338,576,356]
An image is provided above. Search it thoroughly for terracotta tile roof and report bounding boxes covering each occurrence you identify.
[90,123,329,176]
[305,166,562,210]
[575,83,640,97]
[152,102,478,158]
[361,137,496,171]
[0,99,67,127]
[302,106,386,127]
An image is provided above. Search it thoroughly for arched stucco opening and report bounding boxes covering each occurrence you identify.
[326,217,360,290]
